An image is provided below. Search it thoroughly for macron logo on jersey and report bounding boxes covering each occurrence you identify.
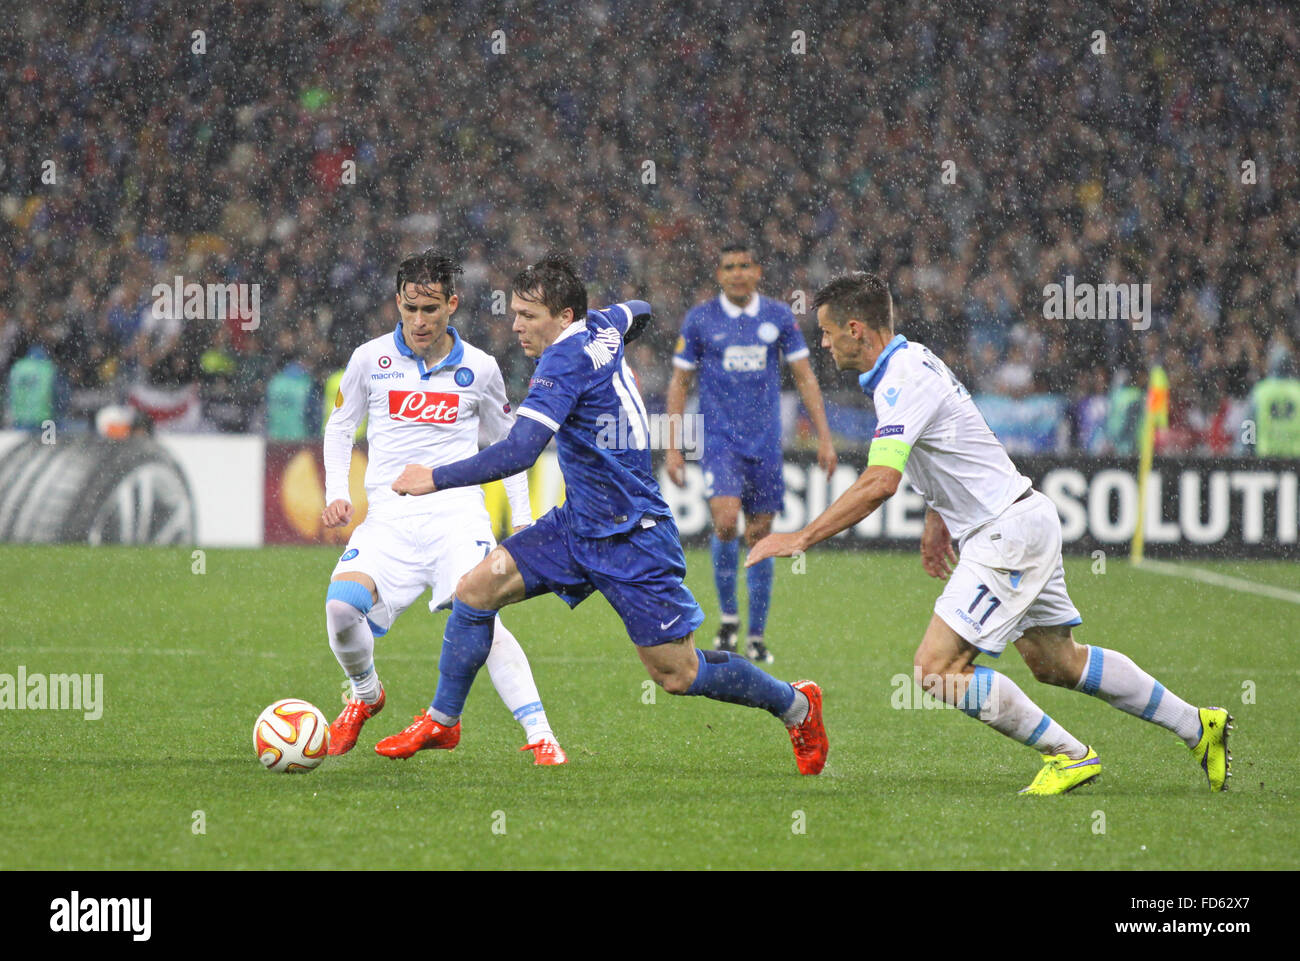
[388,390,460,424]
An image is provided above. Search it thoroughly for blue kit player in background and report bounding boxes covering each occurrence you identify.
[380,254,828,775]
[666,242,837,663]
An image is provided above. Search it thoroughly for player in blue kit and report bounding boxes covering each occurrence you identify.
[377,254,828,774]
[666,243,837,663]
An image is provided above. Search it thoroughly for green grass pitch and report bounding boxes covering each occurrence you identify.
[1,544,1295,870]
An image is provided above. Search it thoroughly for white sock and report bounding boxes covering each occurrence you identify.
[326,598,381,703]
[780,689,809,727]
[486,617,554,743]
[1075,646,1201,747]
[959,666,1088,758]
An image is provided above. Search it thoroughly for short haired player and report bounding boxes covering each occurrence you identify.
[747,272,1231,795]
[666,242,837,663]
[321,250,565,765]
[380,254,828,775]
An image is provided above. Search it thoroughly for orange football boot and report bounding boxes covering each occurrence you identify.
[374,712,461,758]
[520,738,568,765]
[328,686,385,756]
[787,680,827,775]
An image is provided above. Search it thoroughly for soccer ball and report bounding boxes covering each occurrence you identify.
[253,698,331,772]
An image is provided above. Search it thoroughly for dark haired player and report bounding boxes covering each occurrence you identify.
[666,242,837,663]
[747,272,1231,794]
[321,250,565,765]
[380,254,828,775]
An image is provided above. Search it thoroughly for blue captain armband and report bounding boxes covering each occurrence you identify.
[432,415,553,490]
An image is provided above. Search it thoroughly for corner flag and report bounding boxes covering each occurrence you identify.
[1131,365,1169,565]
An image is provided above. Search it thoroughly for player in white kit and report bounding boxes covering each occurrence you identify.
[321,250,565,765]
[747,272,1231,795]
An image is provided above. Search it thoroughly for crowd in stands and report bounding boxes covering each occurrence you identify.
[2,0,1298,455]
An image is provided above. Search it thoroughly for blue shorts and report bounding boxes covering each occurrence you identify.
[702,444,785,515]
[503,506,706,647]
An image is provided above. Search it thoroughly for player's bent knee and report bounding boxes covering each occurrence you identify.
[455,570,496,609]
[329,573,377,606]
[455,550,521,610]
[326,579,375,616]
[743,516,772,547]
[912,650,969,704]
[1017,629,1085,687]
[658,669,695,695]
[639,639,699,695]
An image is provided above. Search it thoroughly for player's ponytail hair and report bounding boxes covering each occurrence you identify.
[511,252,588,323]
[813,272,893,333]
[396,249,465,298]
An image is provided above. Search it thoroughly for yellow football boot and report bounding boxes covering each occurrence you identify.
[1018,747,1101,796]
[1190,707,1233,791]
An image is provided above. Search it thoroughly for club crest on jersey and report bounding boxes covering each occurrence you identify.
[388,390,460,424]
[341,548,359,561]
[378,356,392,369]
[757,321,779,343]
[454,366,474,387]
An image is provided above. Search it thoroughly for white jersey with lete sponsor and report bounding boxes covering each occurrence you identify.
[322,324,532,626]
[863,336,1080,656]
[323,324,530,523]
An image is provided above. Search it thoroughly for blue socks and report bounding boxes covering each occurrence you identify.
[430,598,497,722]
[684,649,796,718]
[711,535,739,616]
[746,557,773,637]
[712,536,775,638]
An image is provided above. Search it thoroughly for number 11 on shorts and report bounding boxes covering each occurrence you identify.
[969,584,1001,626]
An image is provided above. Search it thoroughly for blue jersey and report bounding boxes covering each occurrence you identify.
[516,302,669,539]
[673,293,809,458]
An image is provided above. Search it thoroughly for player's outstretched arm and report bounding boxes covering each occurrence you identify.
[745,465,901,565]
[480,361,534,530]
[920,507,957,579]
[392,416,554,496]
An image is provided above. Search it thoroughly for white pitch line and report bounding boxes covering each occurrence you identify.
[1137,559,1300,605]
[8,646,280,658]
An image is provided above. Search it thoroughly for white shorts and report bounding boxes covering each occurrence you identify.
[935,490,1082,656]
[330,510,496,634]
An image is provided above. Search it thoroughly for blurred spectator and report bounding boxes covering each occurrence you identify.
[1247,349,1300,457]
[0,1,1296,452]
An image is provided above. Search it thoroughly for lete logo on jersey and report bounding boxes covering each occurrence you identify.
[388,390,460,423]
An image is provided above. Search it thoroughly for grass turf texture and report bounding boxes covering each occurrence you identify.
[1,544,1295,870]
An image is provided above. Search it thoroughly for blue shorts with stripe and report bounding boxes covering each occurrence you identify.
[502,504,705,647]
